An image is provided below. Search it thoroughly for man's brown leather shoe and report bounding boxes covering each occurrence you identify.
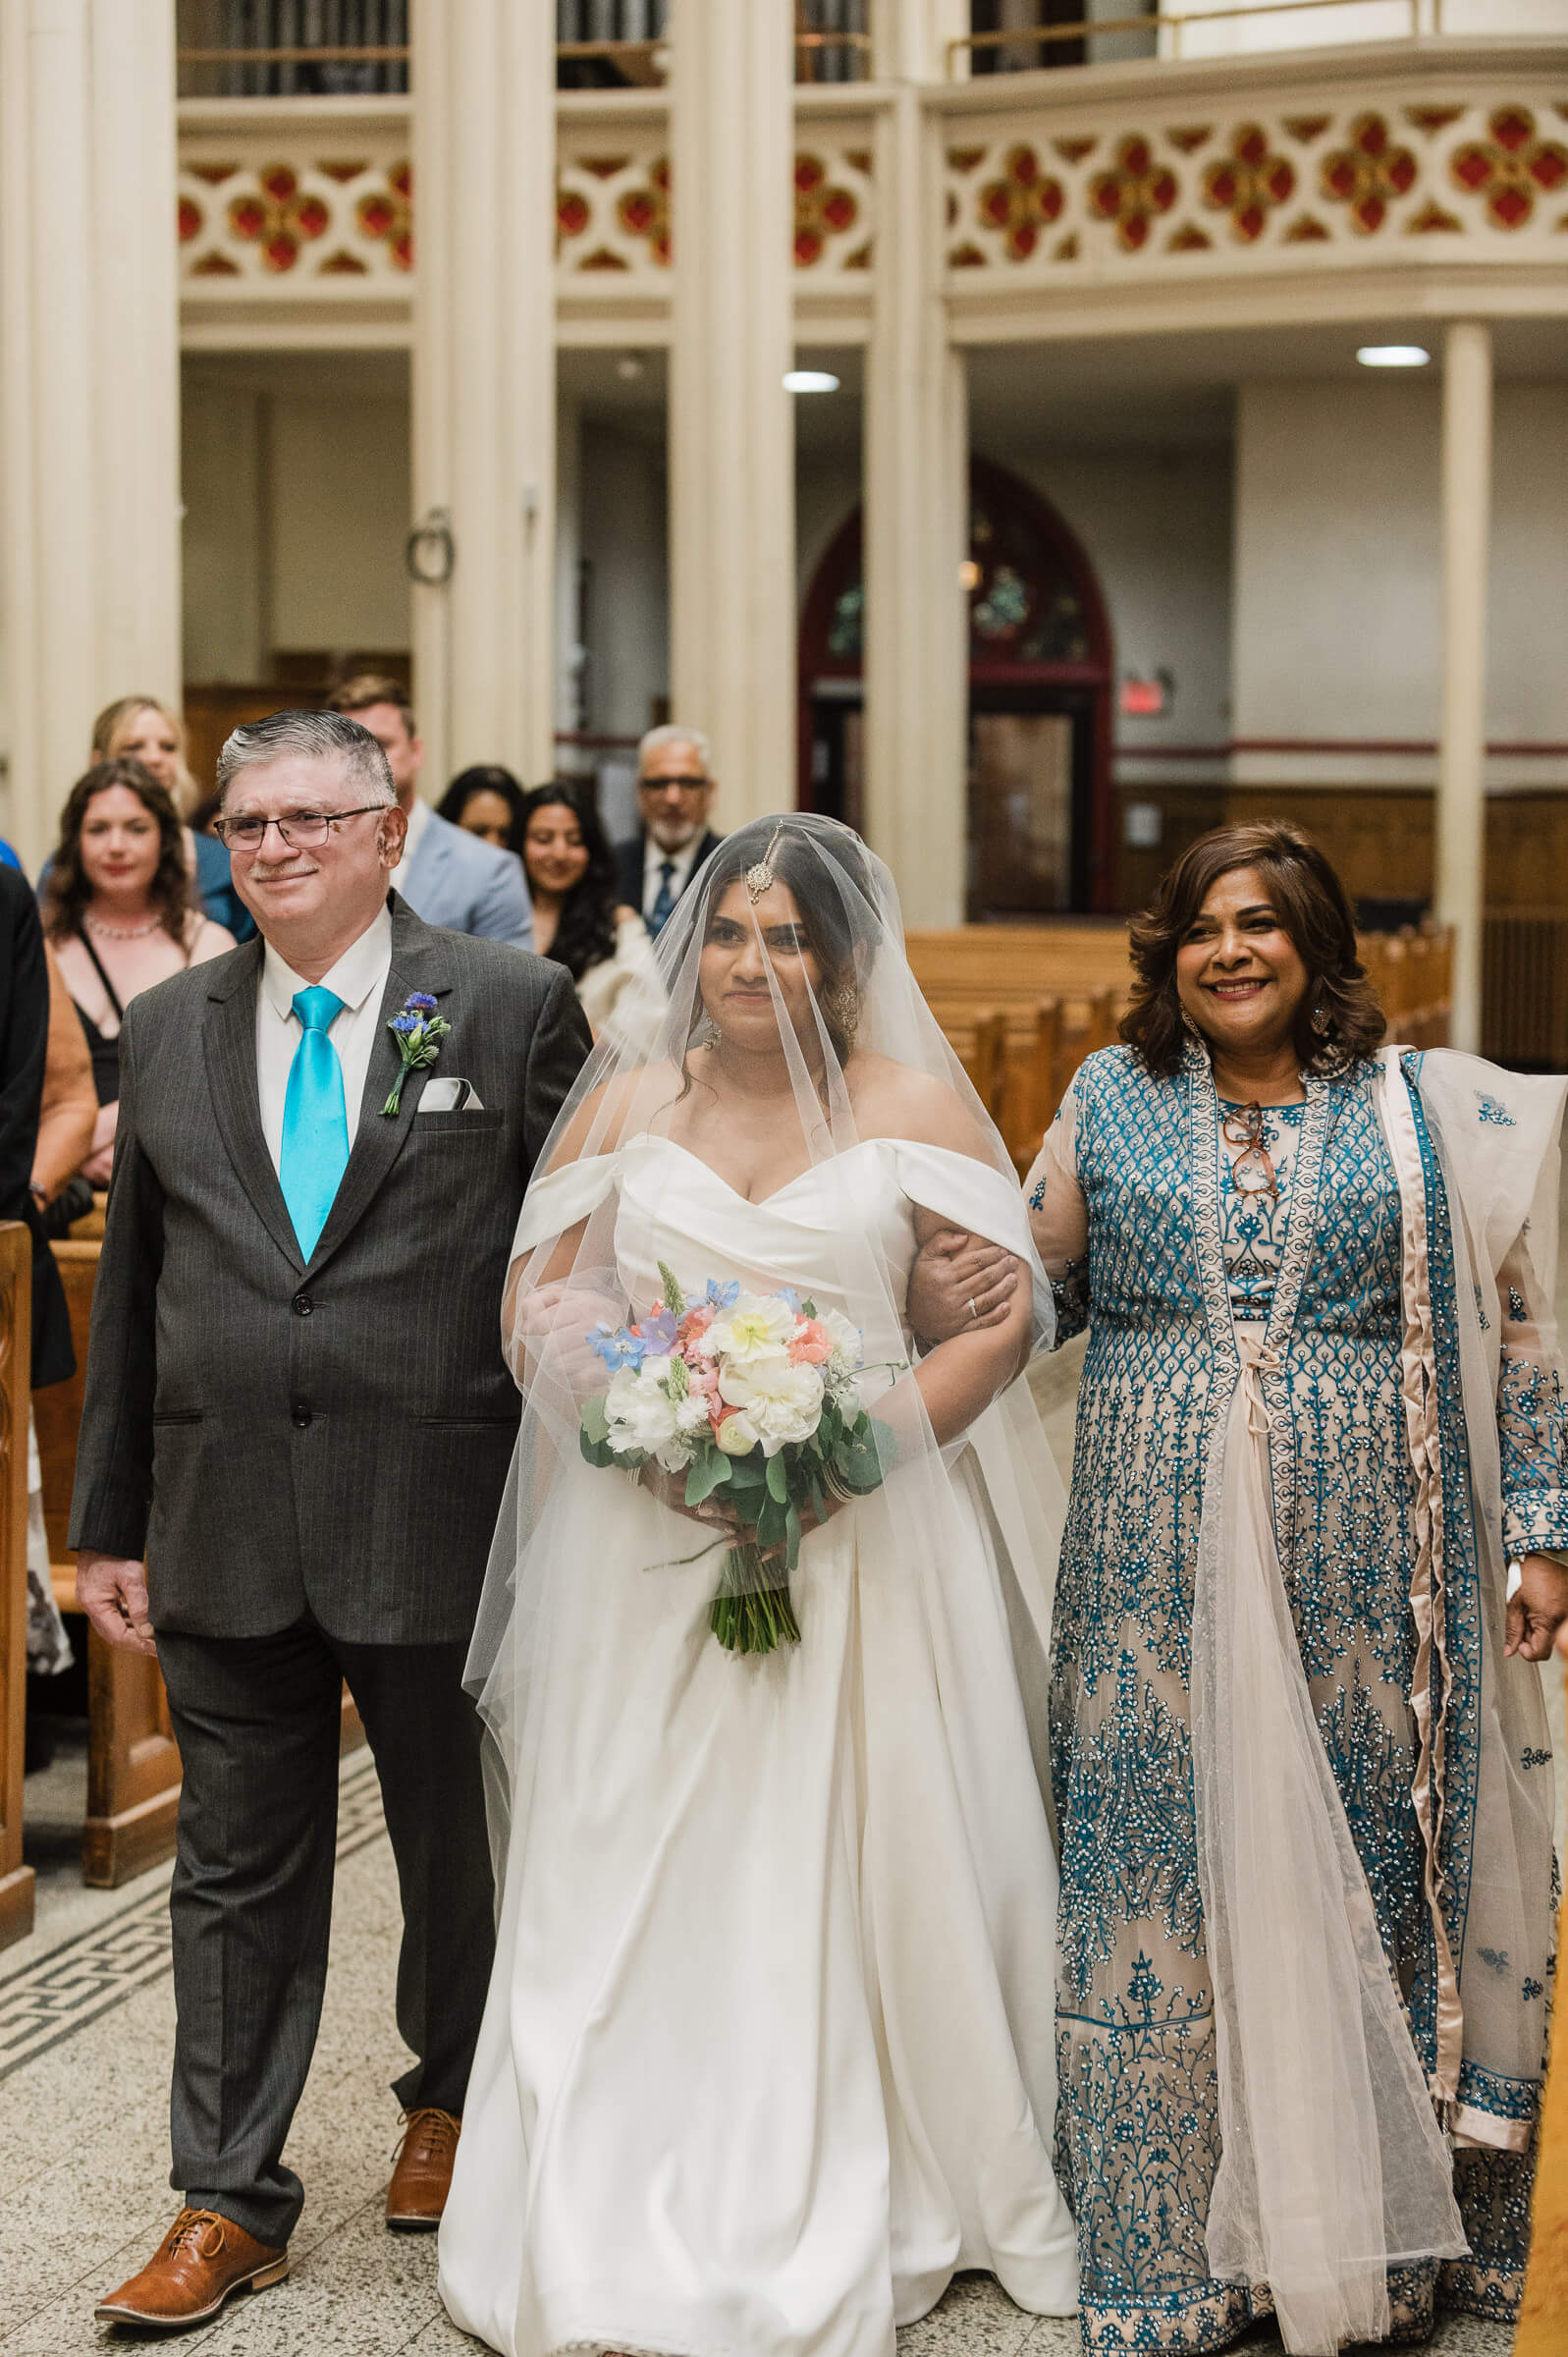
[94,2208,289,2330]
[386,2107,461,2229]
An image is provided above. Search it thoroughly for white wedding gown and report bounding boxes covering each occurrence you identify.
[438,1134,1077,2357]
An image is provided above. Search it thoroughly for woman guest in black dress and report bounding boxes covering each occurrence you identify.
[41,760,234,1186]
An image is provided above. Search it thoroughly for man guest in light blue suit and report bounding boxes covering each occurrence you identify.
[328,676,533,948]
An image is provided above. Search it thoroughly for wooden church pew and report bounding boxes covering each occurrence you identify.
[0,1223,34,1947]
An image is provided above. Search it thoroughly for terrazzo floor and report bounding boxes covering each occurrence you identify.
[8,1183,1567,2353]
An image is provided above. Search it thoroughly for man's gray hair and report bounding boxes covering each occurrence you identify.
[216,708,397,805]
[637,722,712,776]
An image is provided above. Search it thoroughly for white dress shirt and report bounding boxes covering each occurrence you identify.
[390,793,431,897]
[256,905,394,1173]
[641,832,702,923]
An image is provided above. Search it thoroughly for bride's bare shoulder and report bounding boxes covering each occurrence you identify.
[547,1061,684,1170]
[847,1054,994,1161]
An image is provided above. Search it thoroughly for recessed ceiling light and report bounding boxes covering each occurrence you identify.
[616,353,646,382]
[784,369,839,394]
[1356,344,1430,368]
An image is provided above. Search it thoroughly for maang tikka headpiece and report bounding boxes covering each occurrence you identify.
[745,827,785,904]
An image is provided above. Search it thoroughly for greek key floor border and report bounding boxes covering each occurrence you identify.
[0,1747,387,2085]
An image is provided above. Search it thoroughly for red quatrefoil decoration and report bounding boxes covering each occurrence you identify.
[228,165,329,273]
[978,143,1064,260]
[793,154,858,267]
[355,161,412,270]
[1449,107,1568,230]
[1201,123,1295,242]
[1320,114,1417,235]
[1088,136,1178,252]
[617,157,672,265]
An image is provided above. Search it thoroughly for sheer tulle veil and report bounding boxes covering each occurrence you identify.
[464,811,1065,1843]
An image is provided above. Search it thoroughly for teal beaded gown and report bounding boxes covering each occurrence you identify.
[1026,1042,1567,2353]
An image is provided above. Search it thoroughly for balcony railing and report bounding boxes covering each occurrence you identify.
[950,0,1442,75]
[176,3,409,98]
[178,1,874,98]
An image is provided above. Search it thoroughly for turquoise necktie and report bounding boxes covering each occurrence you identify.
[279,985,350,1260]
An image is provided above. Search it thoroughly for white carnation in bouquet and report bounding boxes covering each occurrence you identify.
[817,1308,864,1393]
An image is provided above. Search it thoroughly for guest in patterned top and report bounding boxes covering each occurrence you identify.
[915,822,1568,2355]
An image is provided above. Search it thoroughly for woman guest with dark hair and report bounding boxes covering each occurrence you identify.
[913,820,1568,2353]
[44,759,234,1185]
[515,782,663,1052]
[438,766,530,854]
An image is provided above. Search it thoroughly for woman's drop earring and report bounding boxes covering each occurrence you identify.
[693,1014,721,1050]
[1311,1000,1331,1037]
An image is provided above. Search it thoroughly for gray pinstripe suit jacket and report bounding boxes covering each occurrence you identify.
[68,895,590,1645]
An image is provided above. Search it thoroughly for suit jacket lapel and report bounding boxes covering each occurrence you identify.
[202,941,306,1274]
[307,900,455,1275]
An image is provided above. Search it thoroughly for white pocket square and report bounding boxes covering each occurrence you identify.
[418,1078,486,1112]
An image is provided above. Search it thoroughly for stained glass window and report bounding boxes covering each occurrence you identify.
[809,473,1094,674]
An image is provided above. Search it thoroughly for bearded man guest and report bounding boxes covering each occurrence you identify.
[72,710,589,2331]
[327,675,533,948]
[612,723,723,939]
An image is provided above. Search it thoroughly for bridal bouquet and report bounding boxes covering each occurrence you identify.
[578,1264,894,1656]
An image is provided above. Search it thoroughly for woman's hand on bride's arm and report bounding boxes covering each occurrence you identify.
[905,1226,1020,1345]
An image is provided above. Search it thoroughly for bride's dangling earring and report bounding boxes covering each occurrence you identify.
[823,982,859,1050]
[692,1012,721,1050]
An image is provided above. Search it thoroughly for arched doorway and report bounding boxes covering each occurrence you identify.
[797,457,1115,915]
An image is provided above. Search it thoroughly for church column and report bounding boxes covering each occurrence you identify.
[1434,320,1492,1057]
[410,0,556,795]
[862,9,969,923]
[0,0,181,866]
[668,0,796,829]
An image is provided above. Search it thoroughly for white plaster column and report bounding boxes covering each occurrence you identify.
[0,0,181,865]
[861,74,969,922]
[668,0,795,829]
[411,0,556,795]
[1434,321,1492,1056]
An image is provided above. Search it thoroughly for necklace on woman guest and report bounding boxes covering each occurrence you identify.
[84,909,161,941]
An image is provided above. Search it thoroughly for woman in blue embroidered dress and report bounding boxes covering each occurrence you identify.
[945,825,1568,2355]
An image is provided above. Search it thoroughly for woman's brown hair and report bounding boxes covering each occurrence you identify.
[1121,821,1386,1078]
[43,759,194,948]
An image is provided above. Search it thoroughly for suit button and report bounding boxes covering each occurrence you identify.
[293,1293,313,1317]
[292,1402,312,1428]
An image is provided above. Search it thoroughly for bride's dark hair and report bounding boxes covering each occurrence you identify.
[693,819,879,1067]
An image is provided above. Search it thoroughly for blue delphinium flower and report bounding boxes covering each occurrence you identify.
[704,1279,740,1311]
[588,1323,645,1372]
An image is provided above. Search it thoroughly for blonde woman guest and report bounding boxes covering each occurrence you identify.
[517,783,663,1052]
[44,760,234,1185]
[90,694,250,939]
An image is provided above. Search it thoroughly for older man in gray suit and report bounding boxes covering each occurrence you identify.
[72,710,589,2331]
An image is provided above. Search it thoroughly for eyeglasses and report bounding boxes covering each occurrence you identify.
[214,805,388,853]
[638,776,708,795]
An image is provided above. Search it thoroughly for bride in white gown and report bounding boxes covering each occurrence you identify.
[438,816,1077,2357]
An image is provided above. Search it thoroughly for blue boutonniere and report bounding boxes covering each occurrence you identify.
[383,992,450,1116]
